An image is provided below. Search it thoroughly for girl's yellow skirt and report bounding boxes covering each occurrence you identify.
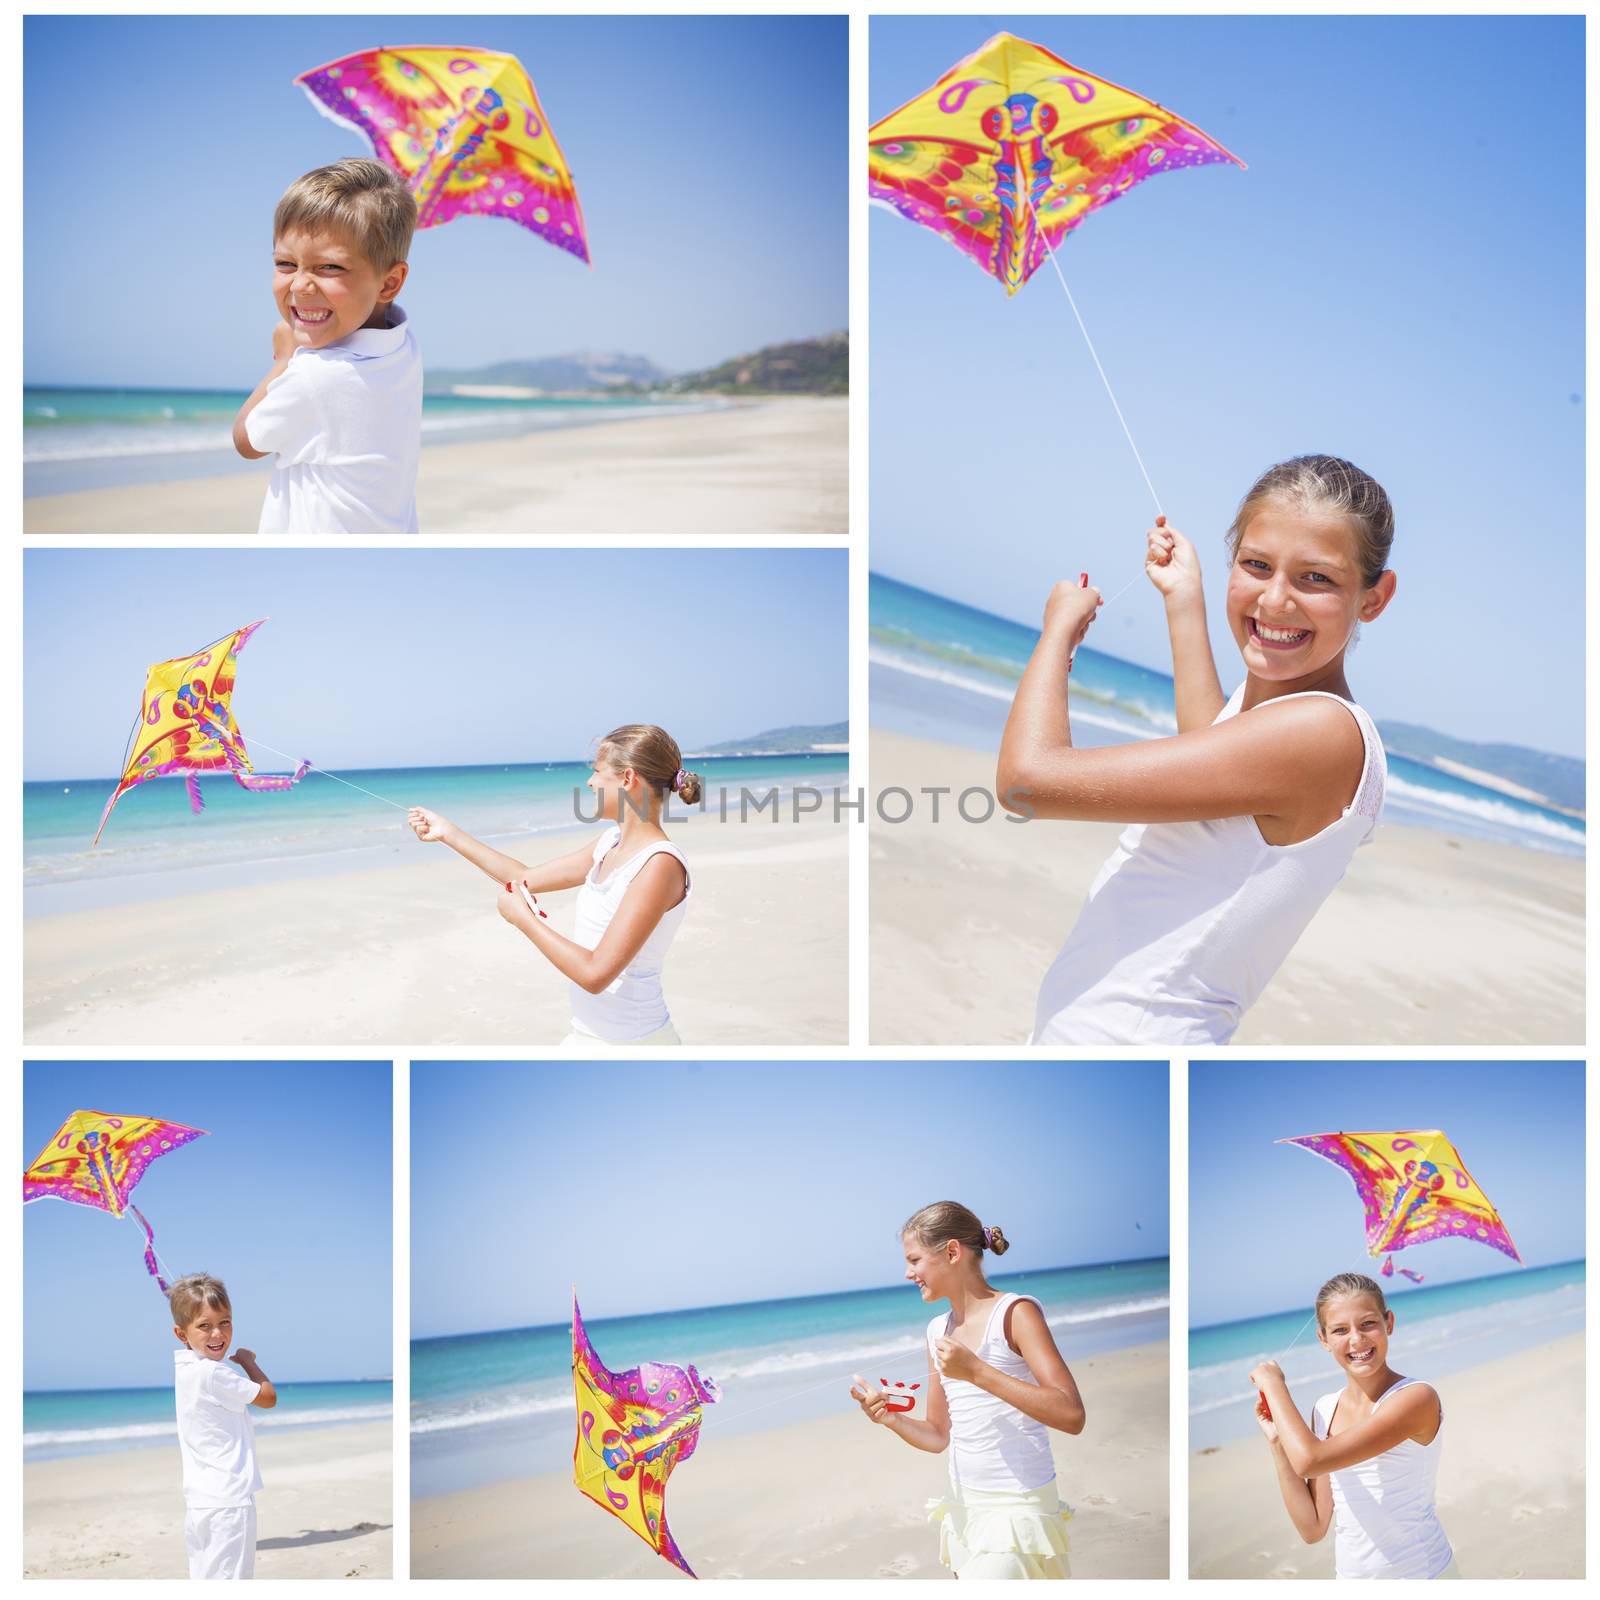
[926,1482,1073,1580]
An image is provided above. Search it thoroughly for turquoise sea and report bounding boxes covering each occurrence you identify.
[23,1377,392,1462]
[24,752,849,917]
[23,385,721,496]
[871,572,1585,857]
[1188,1258,1584,1451]
[411,1258,1169,1499]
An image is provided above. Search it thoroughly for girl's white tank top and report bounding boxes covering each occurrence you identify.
[1032,686,1385,1045]
[928,1292,1055,1495]
[568,827,690,1042]
[1314,1378,1452,1579]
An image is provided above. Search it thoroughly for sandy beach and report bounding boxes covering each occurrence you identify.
[24,1419,392,1579]
[23,396,848,537]
[26,807,846,1046]
[1189,1333,1584,1578]
[869,730,1584,1045]
[413,1338,1166,1579]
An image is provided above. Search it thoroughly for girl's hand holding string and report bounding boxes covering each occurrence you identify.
[1248,1359,1285,1392]
[407,806,455,844]
[1144,515,1204,602]
[932,1337,983,1384]
[849,1375,892,1425]
[1042,577,1103,659]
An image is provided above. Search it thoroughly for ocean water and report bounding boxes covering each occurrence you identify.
[870,573,1585,857]
[22,386,723,496]
[1188,1258,1585,1451]
[24,753,849,917]
[411,1258,1170,1499]
[23,1377,392,1462]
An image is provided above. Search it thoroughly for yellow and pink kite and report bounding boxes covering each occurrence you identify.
[94,620,310,846]
[1282,1128,1521,1284]
[296,45,590,265]
[870,32,1244,296]
[572,1293,721,1576]
[23,1110,207,1293]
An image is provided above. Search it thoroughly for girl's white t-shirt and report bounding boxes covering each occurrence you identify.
[1032,686,1385,1045]
[1313,1378,1452,1579]
[568,827,690,1042]
[246,305,422,535]
[928,1292,1055,1495]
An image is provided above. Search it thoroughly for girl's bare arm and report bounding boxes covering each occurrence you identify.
[497,853,685,992]
[1146,519,1227,730]
[934,1301,1085,1435]
[998,625,1363,830]
[409,807,592,891]
[1255,1368,1438,1477]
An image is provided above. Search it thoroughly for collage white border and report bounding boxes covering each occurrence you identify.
[12,0,1598,1586]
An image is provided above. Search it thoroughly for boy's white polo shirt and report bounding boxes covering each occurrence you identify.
[247,303,422,535]
[173,1349,264,1506]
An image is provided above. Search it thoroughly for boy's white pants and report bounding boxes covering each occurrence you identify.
[185,1502,256,1580]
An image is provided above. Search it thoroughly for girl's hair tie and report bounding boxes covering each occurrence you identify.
[982,1226,993,1249]
[673,768,687,793]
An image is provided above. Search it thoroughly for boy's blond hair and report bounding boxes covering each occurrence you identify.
[169,1272,231,1327]
[274,157,417,270]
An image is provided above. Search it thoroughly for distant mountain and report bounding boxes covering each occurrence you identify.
[693,721,849,757]
[424,351,671,395]
[667,333,849,396]
[1378,721,1584,815]
[424,333,850,398]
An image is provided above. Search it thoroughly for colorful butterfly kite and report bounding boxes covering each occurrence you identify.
[94,620,311,846]
[297,46,591,265]
[23,1110,207,1293]
[572,1292,721,1576]
[869,31,1243,295]
[1282,1128,1521,1285]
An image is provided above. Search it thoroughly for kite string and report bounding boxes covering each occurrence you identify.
[243,732,411,814]
[125,1209,177,1293]
[1021,188,1165,523]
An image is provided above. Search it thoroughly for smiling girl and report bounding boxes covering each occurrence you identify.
[1249,1272,1457,1579]
[999,455,1397,1044]
[407,724,697,1046]
[851,1202,1084,1580]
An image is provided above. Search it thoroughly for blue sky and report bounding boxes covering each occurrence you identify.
[24,15,846,386]
[1189,1060,1585,1329]
[23,1061,392,1389]
[22,549,848,780]
[870,15,1585,756]
[411,1059,1168,1339]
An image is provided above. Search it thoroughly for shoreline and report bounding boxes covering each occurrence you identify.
[869,729,1584,1046]
[26,807,847,1045]
[23,395,848,536]
[413,1338,1167,1579]
[1189,1332,1584,1579]
[24,1418,393,1579]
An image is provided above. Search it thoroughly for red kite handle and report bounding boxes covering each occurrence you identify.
[1068,573,1089,677]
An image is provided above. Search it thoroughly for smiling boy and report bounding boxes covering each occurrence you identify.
[233,157,422,534]
[170,1273,276,1580]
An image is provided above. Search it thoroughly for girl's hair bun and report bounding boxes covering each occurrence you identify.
[676,769,703,806]
[901,1202,1009,1257]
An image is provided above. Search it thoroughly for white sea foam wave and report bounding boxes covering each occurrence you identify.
[26,1402,390,1447]
[870,648,1167,741]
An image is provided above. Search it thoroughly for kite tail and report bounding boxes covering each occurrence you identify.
[1380,1255,1424,1285]
[185,774,205,815]
[233,759,311,794]
[128,1204,172,1294]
